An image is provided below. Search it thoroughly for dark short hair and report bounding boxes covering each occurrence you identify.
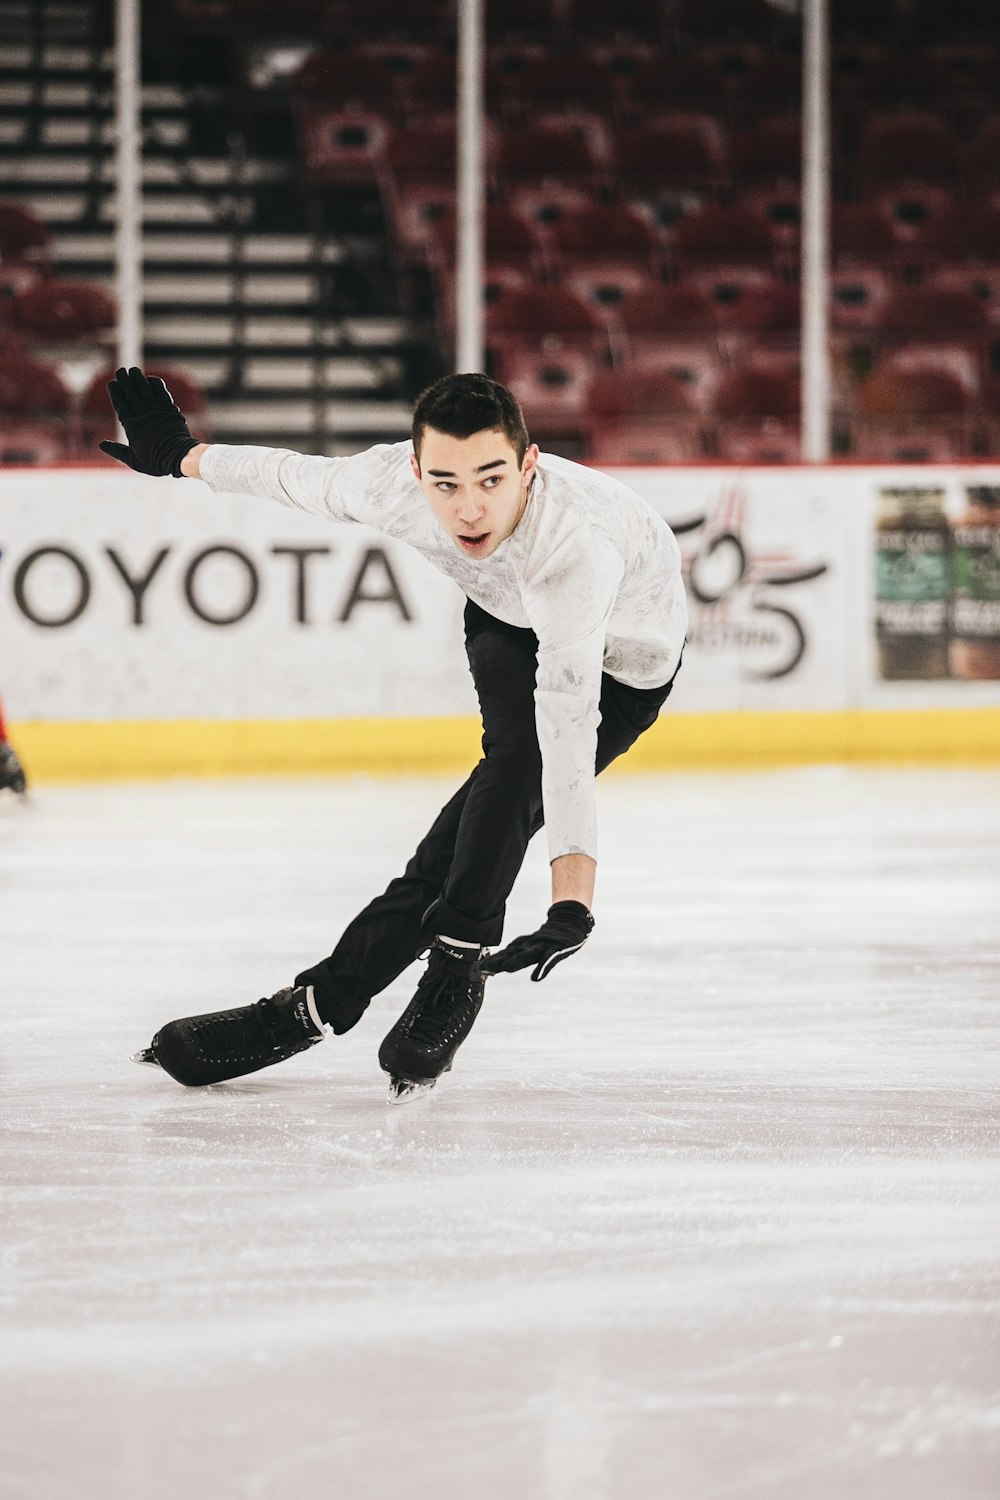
[412,373,530,466]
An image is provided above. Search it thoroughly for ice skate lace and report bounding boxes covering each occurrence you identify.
[196,994,290,1054]
[406,959,478,1049]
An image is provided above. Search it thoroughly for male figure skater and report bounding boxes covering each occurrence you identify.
[102,368,687,1101]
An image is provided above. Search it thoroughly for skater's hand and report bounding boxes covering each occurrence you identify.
[481,901,594,983]
[100,366,200,477]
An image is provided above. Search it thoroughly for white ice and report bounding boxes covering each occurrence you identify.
[1,766,999,1500]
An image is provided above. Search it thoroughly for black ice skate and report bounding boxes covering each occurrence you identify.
[0,742,27,797]
[131,985,327,1086]
[378,937,487,1104]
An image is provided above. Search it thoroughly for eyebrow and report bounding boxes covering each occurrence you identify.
[426,459,509,477]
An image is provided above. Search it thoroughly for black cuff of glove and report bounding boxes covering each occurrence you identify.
[547,900,594,934]
[169,438,199,477]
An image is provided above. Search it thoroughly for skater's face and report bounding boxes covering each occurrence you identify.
[411,426,539,559]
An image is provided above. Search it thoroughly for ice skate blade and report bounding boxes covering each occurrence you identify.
[387,1076,437,1106]
[130,1047,161,1069]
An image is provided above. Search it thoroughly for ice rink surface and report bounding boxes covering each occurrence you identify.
[1,765,999,1500]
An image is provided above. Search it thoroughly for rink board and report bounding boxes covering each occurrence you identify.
[2,462,999,777]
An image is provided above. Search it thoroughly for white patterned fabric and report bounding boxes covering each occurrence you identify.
[200,441,688,863]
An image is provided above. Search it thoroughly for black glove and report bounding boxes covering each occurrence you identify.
[481,901,594,983]
[99,366,199,477]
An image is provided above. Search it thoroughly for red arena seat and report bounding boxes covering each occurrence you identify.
[880,286,987,338]
[830,264,893,350]
[618,56,727,119]
[486,285,605,356]
[386,180,457,261]
[614,114,728,197]
[672,205,777,269]
[0,421,67,465]
[506,182,598,230]
[434,262,536,341]
[736,187,801,249]
[0,352,70,414]
[853,358,975,461]
[493,345,596,443]
[730,114,802,183]
[381,121,458,187]
[831,202,898,264]
[859,53,957,115]
[493,125,604,189]
[586,368,702,438]
[736,55,802,123]
[713,363,801,463]
[297,107,388,186]
[857,112,963,189]
[425,205,543,270]
[561,263,659,335]
[544,203,661,273]
[0,203,53,264]
[925,264,1000,331]
[502,54,613,115]
[617,283,722,341]
[614,284,724,401]
[403,51,458,118]
[15,280,117,342]
[718,279,800,361]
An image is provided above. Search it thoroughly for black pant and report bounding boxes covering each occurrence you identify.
[297,600,678,1033]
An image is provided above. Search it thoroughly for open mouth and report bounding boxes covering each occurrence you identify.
[457,532,490,551]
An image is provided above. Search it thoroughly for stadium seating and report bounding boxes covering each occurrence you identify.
[618,56,727,120]
[672,205,777,271]
[486,286,605,357]
[543,204,662,275]
[736,54,801,123]
[425,205,543,271]
[388,181,457,261]
[584,369,704,464]
[830,265,893,356]
[506,182,598,231]
[716,280,800,363]
[613,115,728,198]
[856,112,963,190]
[877,287,989,384]
[494,345,597,444]
[0,353,71,415]
[493,124,605,190]
[0,204,53,265]
[0,422,67,465]
[7,0,1000,466]
[297,107,388,186]
[854,356,976,461]
[713,363,800,463]
[15,280,118,343]
[561,263,660,339]
[831,203,899,266]
[729,115,802,184]
[499,54,613,116]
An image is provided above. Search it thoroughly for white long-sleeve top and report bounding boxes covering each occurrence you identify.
[200,440,688,864]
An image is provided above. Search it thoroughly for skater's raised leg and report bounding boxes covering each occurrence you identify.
[133,984,327,1086]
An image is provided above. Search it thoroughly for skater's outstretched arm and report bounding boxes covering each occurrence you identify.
[99,367,402,528]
